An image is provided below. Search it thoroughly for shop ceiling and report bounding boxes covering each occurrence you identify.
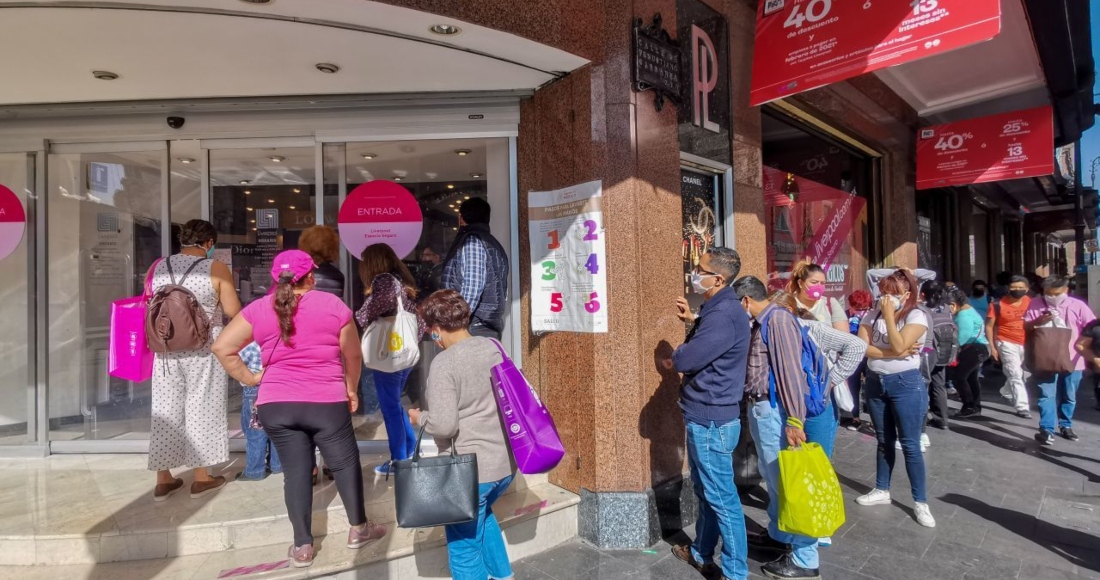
[0,0,588,105]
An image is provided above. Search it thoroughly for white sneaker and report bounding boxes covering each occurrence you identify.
[895,440,903,451]
[920,433,930,452]
[856,489,892,506]
[914,502,936,527]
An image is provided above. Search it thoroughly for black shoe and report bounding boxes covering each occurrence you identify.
[671,544,717,576]
[1035,430,1055,446]
[235,471,267,482]
[1060,427,1079,441]
[1015,410,1032,419]
[748,531,790,552]
[762,554,821,580]
[927,418,948,430]
[953,407,981,419]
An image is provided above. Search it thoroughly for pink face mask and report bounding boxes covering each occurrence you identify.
[806,283,826,301]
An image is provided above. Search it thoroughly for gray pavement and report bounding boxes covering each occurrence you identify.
[514,371,1100,579]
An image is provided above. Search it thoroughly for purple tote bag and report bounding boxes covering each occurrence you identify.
[489,340,565,474]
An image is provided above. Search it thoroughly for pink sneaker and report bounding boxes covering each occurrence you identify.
[347,522,387,549]
[288,543,314,568]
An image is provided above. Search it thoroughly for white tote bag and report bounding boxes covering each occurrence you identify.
[831,383,855,413]
[361,293,421,372]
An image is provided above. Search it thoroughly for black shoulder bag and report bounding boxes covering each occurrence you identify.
[393,425,479,528]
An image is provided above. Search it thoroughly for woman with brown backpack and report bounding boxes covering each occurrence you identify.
[146,219,241,501]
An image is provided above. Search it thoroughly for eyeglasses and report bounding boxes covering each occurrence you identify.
[694,266,719,277]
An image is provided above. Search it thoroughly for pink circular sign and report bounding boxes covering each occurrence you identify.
[0,184,26,261]
[338,180,424,259]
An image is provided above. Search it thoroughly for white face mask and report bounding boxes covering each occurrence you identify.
[884,294,903,311]
[691,271,717,295]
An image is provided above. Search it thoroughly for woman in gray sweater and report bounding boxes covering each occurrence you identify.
[408,289,516,580]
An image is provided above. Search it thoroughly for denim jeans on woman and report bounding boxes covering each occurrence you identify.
[444,474,515,580]
[241,386,281,478]
[374,368,416,461]
[686,418,749,580]
[864,369,928,502]
[749,399,837,570]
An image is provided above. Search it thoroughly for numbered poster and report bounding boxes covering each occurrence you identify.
[529,181,608,334]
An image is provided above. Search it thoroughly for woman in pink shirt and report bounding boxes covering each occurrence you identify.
[213,250,386,568]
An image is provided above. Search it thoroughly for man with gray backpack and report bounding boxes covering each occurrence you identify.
[145,219,241,502]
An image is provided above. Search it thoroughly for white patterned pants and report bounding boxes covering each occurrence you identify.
[148,350,229,471]
[997,340,1030,411]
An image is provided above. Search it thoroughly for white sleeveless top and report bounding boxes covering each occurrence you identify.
[150,254,223,335]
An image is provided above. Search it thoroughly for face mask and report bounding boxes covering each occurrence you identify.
[884,295,902,311]
[206,245,216,259]
[973,288,986,297]
[431,331,442,347]
[805,283,826,301]
[1045,293,1066,307]
[1009,289,1028,299]
[691,271,716,295]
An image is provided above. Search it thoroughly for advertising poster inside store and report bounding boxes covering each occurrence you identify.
[528,181,608,334]
[763,166,867,297]
[0,184,25,261]
[916,106,1055,189]
[750,0,1001,106]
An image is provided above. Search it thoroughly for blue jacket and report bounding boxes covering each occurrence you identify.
[673,286,751,425]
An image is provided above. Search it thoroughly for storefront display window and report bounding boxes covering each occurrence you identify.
[0,153,33,445]
[762,112,873,299]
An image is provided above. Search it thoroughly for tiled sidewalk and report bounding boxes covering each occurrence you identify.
[514,373,1100,580]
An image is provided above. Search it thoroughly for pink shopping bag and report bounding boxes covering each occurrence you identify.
[108,260,159,382]
[489,340,565,474]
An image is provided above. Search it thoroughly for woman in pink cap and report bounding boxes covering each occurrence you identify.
[213,249,386,567]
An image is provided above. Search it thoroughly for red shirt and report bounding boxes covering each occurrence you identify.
[988,296,1030,345]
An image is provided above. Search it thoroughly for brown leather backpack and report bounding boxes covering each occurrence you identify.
[145,258,213,353]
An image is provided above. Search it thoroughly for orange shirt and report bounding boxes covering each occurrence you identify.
[987,296,1030,345]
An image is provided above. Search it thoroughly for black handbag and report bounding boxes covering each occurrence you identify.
[393,425,479,528]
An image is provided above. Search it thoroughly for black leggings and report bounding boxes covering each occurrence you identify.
[952,344,990,411]
[258,402,366,546]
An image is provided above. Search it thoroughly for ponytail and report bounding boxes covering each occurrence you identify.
[785,258,825,296]
[273,271,299,346]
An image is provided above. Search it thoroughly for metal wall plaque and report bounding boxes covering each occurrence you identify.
[633,13,682,112]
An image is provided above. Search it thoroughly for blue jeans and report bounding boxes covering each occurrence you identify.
[749,400,826,570]
[1033,371,1082,431]
[357,367,380,416]
[444,474,515,580]
[242,387,281,478]
[374,369,416,461]
[865,369,928,502]
[686,419,748,580]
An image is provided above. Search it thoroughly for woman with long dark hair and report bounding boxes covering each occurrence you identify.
[785,259,849,332]
[213,250,385,567]
[856,269,935,528]
[356,243,425,475]
[946,286,990,419]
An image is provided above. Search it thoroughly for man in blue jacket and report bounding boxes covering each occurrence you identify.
[665,246,750,580]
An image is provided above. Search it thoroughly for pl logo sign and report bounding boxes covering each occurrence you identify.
[691,24,720,134]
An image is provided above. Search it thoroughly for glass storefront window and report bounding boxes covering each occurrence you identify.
[0,153,34,445]
[47,149,165,442]
[762,111,873,300]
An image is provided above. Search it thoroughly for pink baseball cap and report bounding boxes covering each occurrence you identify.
[270,249,317,283]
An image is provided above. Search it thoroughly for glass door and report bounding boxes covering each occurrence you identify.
[0,152,38,447]
[47,144,168,446]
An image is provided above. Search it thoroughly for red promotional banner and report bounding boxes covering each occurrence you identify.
[750,0,1001,106]
[916,106,1054,190]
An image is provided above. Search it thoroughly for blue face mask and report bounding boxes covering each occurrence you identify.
[431,331,442,345]
[206,245,216,259]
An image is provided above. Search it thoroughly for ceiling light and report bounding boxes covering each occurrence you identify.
[244,190,251,195]
[453,227,458,231]
[393,176,404,182]
[252,227,257,231]
[270,156,286,163]
[292,188,301,193]
[250,219,256,224]
[92,70,119,81]
[448,204,455,208]
[178,157,195,164]
[430,24,462,35]
[239,0,273,4]
[288,205,296,210]
[246,207,254,212]
[447,184,455,189]
[453,208,460,213]
[455,149,471,156]
[240,180,250,185]
[315,63,340,74]
[267,198,275,203]
[361,153,377,160]
[464,195,470,200]
[470,173,483,179]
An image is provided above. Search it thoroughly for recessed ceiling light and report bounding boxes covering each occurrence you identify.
[452,227,458,231]
[453,208,460,213]
[244,190,251,194]
[178,157,195,164]
[315,63,340,74]
[464,195,470,200]
[448,204,455,208]
[455,149,471,156]
[246,207,254,211]
[252,227,257,231]
[92,70,119,81]
[240,180,250,185]
[430,24,462,35]
[292,188,301,193]
[361,153,377,160]
[289,205,296,210]
[270,156,286,163]
[393,176,404,182]
[250,219,256,224]
[470,173,483,179]
[239,0,273,4]
[267,198,275,203]
[447,184,455,189]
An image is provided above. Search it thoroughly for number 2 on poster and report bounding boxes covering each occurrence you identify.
[582,220,599,241]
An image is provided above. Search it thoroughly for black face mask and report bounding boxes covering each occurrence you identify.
[973,288,986,297]
[1009,289,1028,299]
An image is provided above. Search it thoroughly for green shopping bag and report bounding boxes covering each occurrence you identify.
[777,442,845,538]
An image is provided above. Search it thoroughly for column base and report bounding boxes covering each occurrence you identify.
[578,476,699,549]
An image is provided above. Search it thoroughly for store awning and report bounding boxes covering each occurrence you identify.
[0,0,589,106]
